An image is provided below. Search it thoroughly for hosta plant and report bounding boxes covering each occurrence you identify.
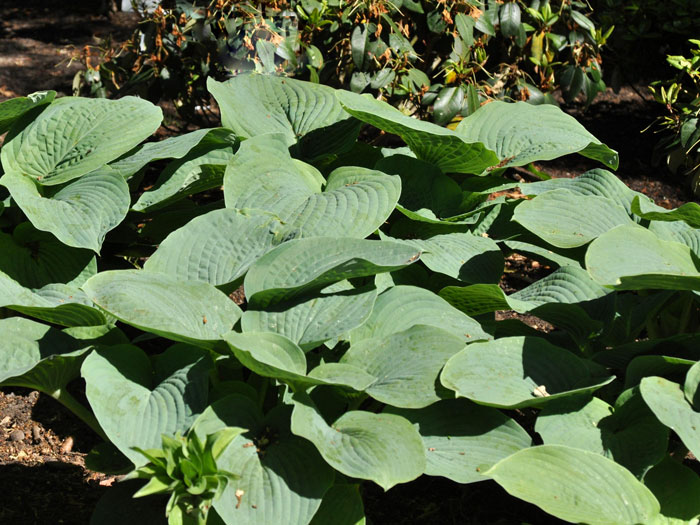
[0,73,698,525]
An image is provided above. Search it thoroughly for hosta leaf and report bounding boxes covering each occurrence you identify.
[224,134,400,238]
[132,147,233,212]
[0,226,94,288]
[244,237,420,308]
[291,393,425,490]
[586,225,700,290]
[441,336,614,409]
[632,195,700,228]
[223,332,310,388]
[109,127,236,179]
[336,90,499,174]
[501,240,583,268]
[192,395,334,525]
[310,484,365,525]
[625,355,695,390]
[144,208,300,288]
[207,75,358,158]
[306,363,377,392]
[346,285,489,344]
[485,445,660,524]
[341,325,466,408]
[374,155,463,218]
[520,168,639,212]
[386,399,531,483]
[0,272,106,326]
[0,90,55,134]
[243,282,378,351]
[649,220,700,257]
[1,96,162,185]
[82,344,210,466]
[387,232,503,284]
[1,167,130,252]
[644,456,700,522]
[641,376,700,459]
[82,270,242,347]
[513,189,633,248]
[536,389,668,477]
[0,317,90,390]
[456,102,619,169]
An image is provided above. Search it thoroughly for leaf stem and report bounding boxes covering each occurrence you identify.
[51,388,110,443]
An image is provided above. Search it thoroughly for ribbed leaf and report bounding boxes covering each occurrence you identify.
[1,167,130,252]
[513,189,633,248]
[82,344,210,466]
[0,271,106,326]
[1,96,162,185]
[535,389,668,477]
[244,237,420,308]
[441,336,614,408]
[386,399,531,483]
[291,393,425,490]
[310,484,365,525]
[109,128,236,179]
[347,285,489,344]
[632,195,700,228]
[644,456,700,522]
[456,102,618,169]
[243,281,378,351]
[341,325,466,408]
[336,90,499,174]
[192,395,334,525]
[586,225,700,290]
[0,226,94,288]
[486,445,660,524]
[144,208,300,288]
[208,75,358,159]
[224,134,399,238]
[82,270,242,347]
[0,90,55,134]
[132,148,233,212]
[641,376,700,459]
[387,232,503,284]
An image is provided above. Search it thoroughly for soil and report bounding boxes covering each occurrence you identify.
[0,3,697,524]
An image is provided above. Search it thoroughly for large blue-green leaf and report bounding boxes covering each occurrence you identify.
[456,102,618,169]
[109,128,236,179]
[336,90,499,174]
[644,456,700,522]
[385,232,503,284]
[586,225,700,290]
[207,75,358,159]
[386,399,531,483]
[631,195,700,228]
[1,167,130,252]
[243,237,420,308]
[346,285,489,344]
[132,148,234,212]
[1,96,162,185]
[0,226,94,288]
[82,344,210,466]
[341,325,466,408]
[441,336,614,409]
[192,395,334,525]
[144,208,300,288]
[486,445,660,524]
[0,271,106,326]
[291,393,425,490]
[224,134,400,238]
[82,270,242,347]
[513,189,633,248]
[0,90,55,134]
[535,389,668,477]
[243,281,378,351]
[641,375,700,460]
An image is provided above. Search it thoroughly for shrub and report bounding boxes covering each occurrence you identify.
[73,0,610,126]
[1,76,699,524]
